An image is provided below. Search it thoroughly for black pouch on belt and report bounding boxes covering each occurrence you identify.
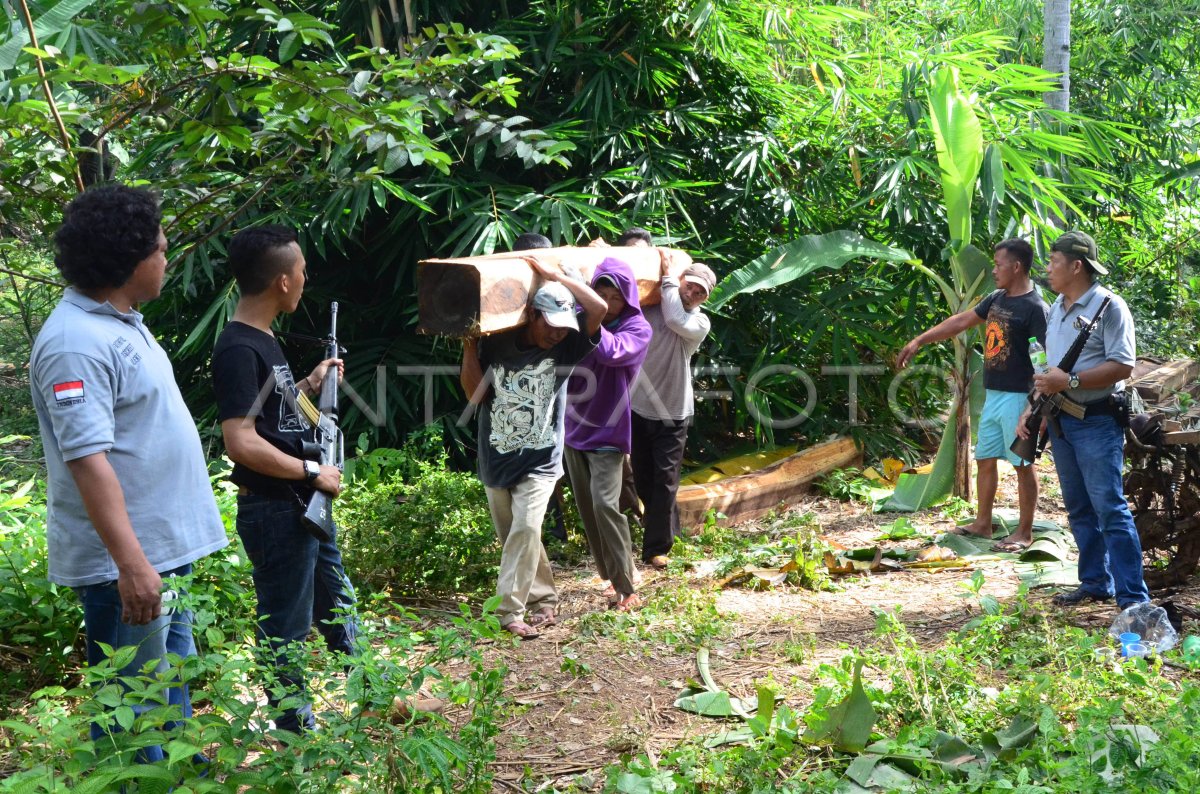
[1108,391,1130,428]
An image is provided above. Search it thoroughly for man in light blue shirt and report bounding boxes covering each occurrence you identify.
[1016,230,1149,609]
[30,185,226,764]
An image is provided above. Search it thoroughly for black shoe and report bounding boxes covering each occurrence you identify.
[1051,587,1112,607]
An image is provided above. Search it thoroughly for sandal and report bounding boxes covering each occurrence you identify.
[992,538,1031,553]
[503,620,540,639]
[527,607,558,628]
[611,593,642,612]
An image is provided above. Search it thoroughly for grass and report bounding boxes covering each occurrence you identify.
[597,582,1200,793]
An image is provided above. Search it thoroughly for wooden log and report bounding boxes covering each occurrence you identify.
[676,437,862,529]
[1163,430,1200,446]
[416,246,692,337]
[1129,358,1200,403]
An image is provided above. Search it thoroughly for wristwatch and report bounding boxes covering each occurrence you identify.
[303,459,320,481]
[1068,372,1081,390]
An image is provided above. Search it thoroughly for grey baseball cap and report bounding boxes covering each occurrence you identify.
[681,262,717,294]
[531,281,578,330]
[1051,230,1107,276]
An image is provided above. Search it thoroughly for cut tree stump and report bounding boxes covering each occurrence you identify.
[677,437,861,530]
[417,246,692,337]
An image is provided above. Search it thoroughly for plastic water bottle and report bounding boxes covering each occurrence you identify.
[1028,337,1048,373]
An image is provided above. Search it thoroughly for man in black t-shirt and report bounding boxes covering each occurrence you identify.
[461,260,605,639]
[211,225,355,734]
[897,238,1049,551]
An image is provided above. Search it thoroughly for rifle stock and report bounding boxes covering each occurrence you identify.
[301,302,342,542]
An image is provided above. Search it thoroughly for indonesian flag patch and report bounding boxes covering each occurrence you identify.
[53,380,86,406]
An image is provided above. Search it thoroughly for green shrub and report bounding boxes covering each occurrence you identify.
[0,474,82,696]
[338,453,498,598]
[0,474,509,792]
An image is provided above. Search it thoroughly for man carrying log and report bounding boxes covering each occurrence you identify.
[461,261,606,638]
[564,257,652,612]
[1015,230,1150,609]
[897,239,1049,552]
[629,250,717,569]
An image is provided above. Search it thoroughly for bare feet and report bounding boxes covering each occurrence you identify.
[948,518,995,539]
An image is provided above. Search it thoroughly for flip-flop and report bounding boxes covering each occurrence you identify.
[612,593,642,612]
[992,538,1031,553]
[527,608,558,628]
[503,620,540,639]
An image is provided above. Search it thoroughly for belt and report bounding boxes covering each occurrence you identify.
[1080,395,1120,418]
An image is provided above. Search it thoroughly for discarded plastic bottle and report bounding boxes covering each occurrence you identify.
[1183,635,1200,663]
[1028,337,1048,373]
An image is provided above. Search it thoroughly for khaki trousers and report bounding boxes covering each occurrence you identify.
[564,447,637,597]
[486,475,559,626]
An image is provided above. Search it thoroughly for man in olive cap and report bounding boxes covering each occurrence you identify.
[461,261,606,638]
[629,253,717,568]
[1015,230,1150,609]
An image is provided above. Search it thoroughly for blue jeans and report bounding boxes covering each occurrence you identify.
[1050,413,1150,606]
[75,563,196,763]
[236,494,358,733]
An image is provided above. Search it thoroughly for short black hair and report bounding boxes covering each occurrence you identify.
[54,185,162,290]
[228,224,300,295]
[512,232,552,251]
[616,227,652,246]
[995,238,1034,273]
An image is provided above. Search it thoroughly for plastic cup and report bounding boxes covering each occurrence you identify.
[1094,647,1117,662]
[1124,642,1151,659]
[1119,632,1141,656]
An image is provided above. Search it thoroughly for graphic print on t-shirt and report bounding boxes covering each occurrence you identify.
[489,358,558,454]
[984,305,1014,371]
[272,365,306,433]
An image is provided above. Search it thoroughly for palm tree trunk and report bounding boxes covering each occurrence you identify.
[1043,0,1071,111]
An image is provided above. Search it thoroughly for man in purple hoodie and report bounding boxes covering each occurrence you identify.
[564,258,652,612]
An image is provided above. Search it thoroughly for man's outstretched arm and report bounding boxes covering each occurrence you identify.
[896,309,985,369]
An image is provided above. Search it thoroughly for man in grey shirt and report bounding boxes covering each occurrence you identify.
[30,185,227,763]
[1015,230,1149,609]
[629,250,716,568]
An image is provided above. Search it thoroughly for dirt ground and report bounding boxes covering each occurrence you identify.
[454,466,1176,792]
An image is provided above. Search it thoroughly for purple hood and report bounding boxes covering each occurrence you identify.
[564,257,652,452]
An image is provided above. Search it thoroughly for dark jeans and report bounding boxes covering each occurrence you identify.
[630,412,690,561]
[1050,413,1150,607]
[75,563,196,763]
[236,494,358,733]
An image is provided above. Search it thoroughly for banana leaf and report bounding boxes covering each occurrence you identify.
[928,67,984,252]
[877,350,984,512]
[707,230,912,310]
[0,0,99,71]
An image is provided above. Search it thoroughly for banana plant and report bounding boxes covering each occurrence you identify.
[889,67,994,505]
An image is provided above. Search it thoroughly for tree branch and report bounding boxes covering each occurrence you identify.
[17,0,85,194]
[0,264,64,289]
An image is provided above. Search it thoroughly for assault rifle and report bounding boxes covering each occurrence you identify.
[1010,295,1112,463]
[301,302,343,542]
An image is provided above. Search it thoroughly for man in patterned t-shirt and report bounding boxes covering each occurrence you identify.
[461,261,606,639]
[897,238,1049,551]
